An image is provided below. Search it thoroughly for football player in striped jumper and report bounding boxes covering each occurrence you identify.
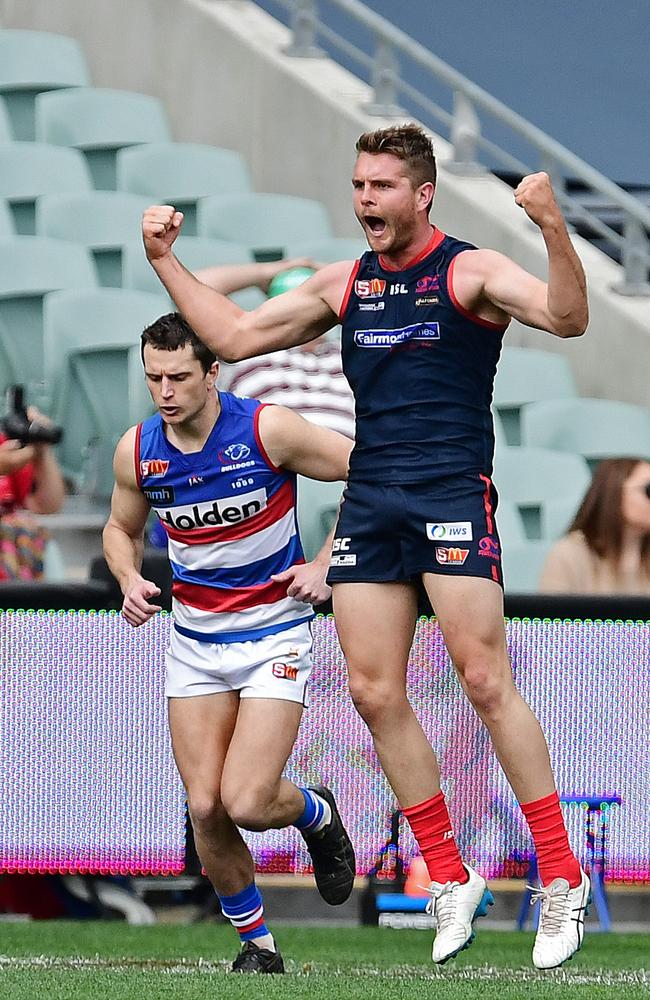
[142,121,591,971]
[103,313,355,974]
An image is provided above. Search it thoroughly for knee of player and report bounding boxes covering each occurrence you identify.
[347,673,406,726]
[186,787,225,829]
[457,655,513,717]
[221,783,273,831]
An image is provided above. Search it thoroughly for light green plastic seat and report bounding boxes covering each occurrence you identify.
[0,95,14,141]
[284,237,369,263]
[198,193,333,261]
[35,87,172,190]
[122,236,254,295]
[494,498,526,548]
[0,236,98,398]
[36,190,154,286]
[116,142,252,236]
[521,398,650,471]
[493,446,591,540]
[0,29,90,139]
[502,540,553,594]
[43,286,168,405]
[493,347,578,446]
[0,199,15,237]
[0,143,93,234]
[56,344,155,499]
[296,476,345,562]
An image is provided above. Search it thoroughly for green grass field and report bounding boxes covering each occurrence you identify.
[0,922,648,999]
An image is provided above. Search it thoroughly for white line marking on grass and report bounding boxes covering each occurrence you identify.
[0,956,648,986]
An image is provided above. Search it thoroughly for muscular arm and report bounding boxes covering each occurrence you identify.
[102,427,162,625]
[194,257,317,295]
[257,404,352,482]
[143,206,349,362]
[453,172,588,338]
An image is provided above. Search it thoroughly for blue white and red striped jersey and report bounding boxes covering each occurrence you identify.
[135,392,313,643]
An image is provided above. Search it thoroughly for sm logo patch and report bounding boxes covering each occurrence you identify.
[435,547,469,565]
[140,459,169,478]
[272,662,298,681]
[355,278,386,299]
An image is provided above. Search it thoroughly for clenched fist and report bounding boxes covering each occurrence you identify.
[142,205,184,262]
[514,172,562,230]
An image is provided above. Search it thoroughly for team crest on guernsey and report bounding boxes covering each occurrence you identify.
[140,459,169,478]
[355,278,386,299]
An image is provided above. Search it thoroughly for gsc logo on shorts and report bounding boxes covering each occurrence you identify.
[426,521,473,542]
[330,536,357,567]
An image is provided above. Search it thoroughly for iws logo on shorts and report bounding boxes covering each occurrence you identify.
[354,323,440,348]
[435,547,469,565]
[426,521,473,541]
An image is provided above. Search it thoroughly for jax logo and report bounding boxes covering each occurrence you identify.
[220,443,250,463]
[354,323,440,348]
[478,536,500,559]
[426,521,473,541]
[140,459,169,478]
[355,278,386,299]
[416,274,440,294]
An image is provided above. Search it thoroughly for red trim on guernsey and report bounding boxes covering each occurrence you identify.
[447,254,509,330]
[134,423,143,489]
[480,474,494,534]
[253,403,282,472]
[338,259,361,319]
[162,478,295,545]
[378,227,445,272]
[173,570,305,613]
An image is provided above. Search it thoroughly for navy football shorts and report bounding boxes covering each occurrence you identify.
[327,475,503,588]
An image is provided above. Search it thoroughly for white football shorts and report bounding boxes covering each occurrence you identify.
[165,621,313,705]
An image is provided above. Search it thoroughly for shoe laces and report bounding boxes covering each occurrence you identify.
[527,882,571,935]
[422,881,458,929]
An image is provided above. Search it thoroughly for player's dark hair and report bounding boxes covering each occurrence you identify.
[356,123,437,210]
[570,457,650,569]
[140,312,216,374]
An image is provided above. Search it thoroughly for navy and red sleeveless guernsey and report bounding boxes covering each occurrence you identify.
[339,229,508,484]
[135,392,313,643]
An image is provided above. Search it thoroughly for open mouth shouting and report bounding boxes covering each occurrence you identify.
[363,214,388,242]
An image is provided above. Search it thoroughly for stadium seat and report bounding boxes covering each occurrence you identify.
[55,344,154,499]
[35,190,154,286]
[35,87,172,190]
[493,347,578,446]
[0,143,93,235]
[502,540,553,594]
[296,477,344,562]
[0,237,98,398]
[284,237,369,263]
[0,95,14,141]
[122,236,254,295]
[0,29,90,139]
[521,398,650,471]
[494,498,526,548]
[197,193,333,260]
[43,286,168,403]
[116,142,252,236]
[493,446,591,540]
[0,199,15,238]
[541,493,583,541]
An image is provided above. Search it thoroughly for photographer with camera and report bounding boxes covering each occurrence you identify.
[0,386,66,581]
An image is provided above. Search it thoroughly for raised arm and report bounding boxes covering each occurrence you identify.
[452,172,588,338]
[194,257,317,295]
[142,206,349,362]
[102,427,162,626]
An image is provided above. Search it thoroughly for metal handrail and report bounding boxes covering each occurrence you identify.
[263,0,650,293]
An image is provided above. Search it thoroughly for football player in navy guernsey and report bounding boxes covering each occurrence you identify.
[103,313,355,974]
[142,122,591,970]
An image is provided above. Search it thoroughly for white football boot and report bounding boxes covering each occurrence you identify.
[425,864,494,963]
[531,868,591,969]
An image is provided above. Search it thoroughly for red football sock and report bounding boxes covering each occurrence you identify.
[402,791,468,885]
[520,791,581,888]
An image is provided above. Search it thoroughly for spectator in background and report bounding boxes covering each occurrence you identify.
[540,457,650,593]
[0,409,66,580]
